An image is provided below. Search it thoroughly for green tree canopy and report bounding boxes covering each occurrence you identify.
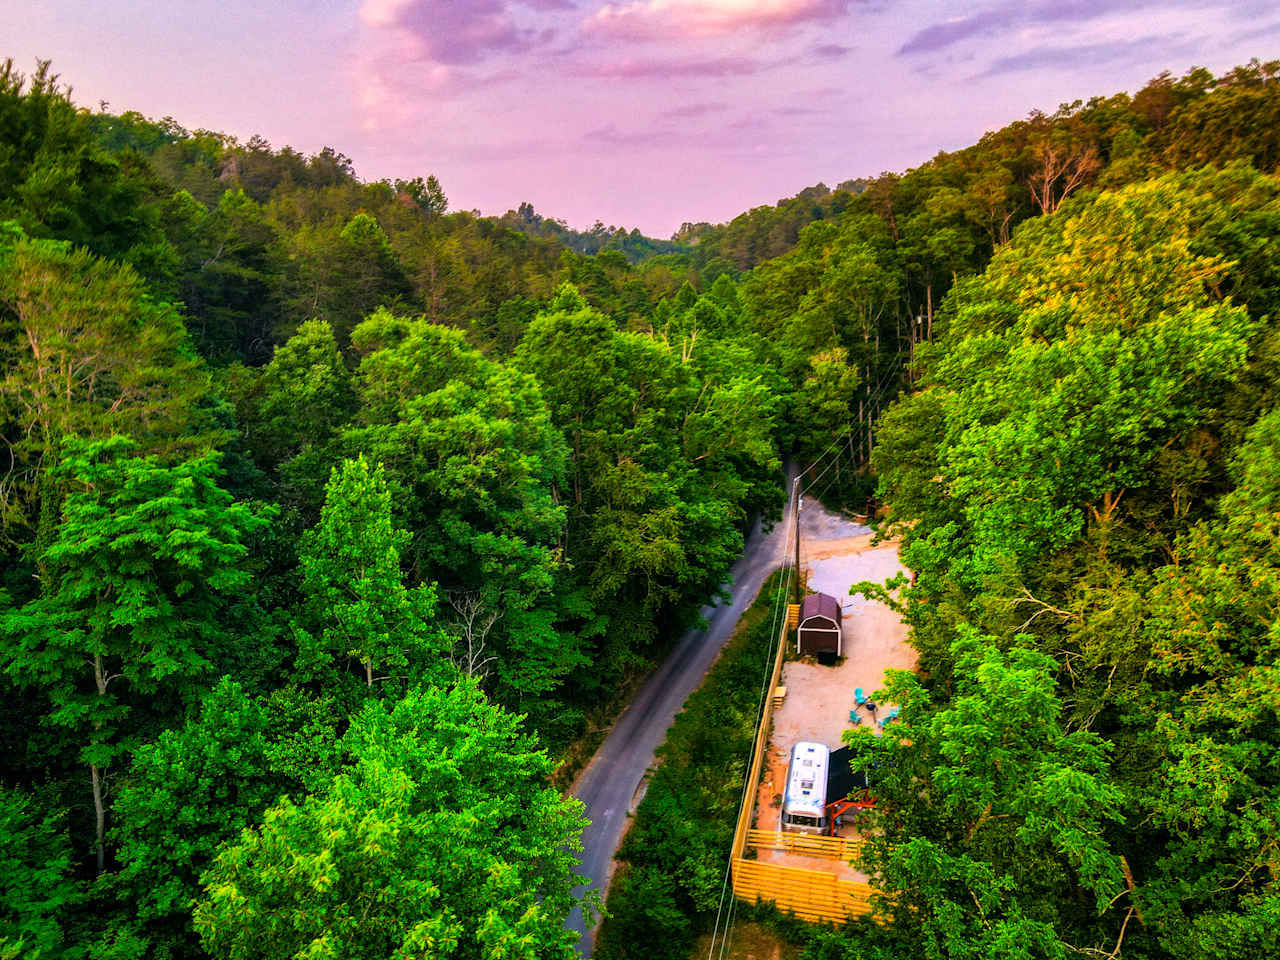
[0,228,215,546]
[0,786,78,958]
[195,682,593,960]
[844,633,1125,959]
[109,679,342,958]
[866,165,1280,959]
[296,455,447,689]
[345,310,581,703]
[1,438,267,871]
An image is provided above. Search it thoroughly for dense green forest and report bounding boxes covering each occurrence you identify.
[1,50,1279,960]
[599,59,1280,960]
[838,168,1280,958]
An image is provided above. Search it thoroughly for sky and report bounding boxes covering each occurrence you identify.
[6,1,1280,236]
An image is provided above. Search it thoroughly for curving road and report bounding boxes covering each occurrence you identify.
[565,487,797,956]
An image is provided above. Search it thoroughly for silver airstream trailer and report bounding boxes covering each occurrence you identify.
[781,741,829,833]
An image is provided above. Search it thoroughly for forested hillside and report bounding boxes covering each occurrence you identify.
[840,163,1280,960]
[0,49,1278,960]
[595,60,1280,960]
[0,56,837,959]
[830,83,1280,960]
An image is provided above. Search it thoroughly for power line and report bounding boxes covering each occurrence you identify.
[810,458,853,521]
[802,440,848,497]
[802,429,852,477]
[709,545,791,960]
[707,495,792,959]
[705,475,798,960]
[710,359,908,956]
[717,551,791,960]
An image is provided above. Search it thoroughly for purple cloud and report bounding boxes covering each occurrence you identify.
[977,34,1196,76]
[1229,19,1280,43]
[813,42,852,59]
[583,123,689,148]
[576,54,770,79]
[359,0,558,65]
[898,0,1183,56]
[586,0,855,40]
[660,101,730,118]
[898,8,1006,55]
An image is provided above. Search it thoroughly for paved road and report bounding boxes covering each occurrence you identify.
[565,491,796,956]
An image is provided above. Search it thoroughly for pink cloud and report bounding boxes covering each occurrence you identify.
[351,60,454,130]
[660,101,730,118]
[585,0,854,39]
[575,53,770,78]
[350,0,565,129]
[358,0,557,65]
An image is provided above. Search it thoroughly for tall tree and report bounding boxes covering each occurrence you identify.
[865,164,1280,959]
[844,633,1126,959]
[296,455,447,688]
[1133,407,1280,958]
[517,285,780,687]
[0,59,166,271]
[0,229,215,548]
[109,679,341,958]
[345,310,581,704]
[244,317,355,503]
[278,211,413,348]
[0,439,266,872]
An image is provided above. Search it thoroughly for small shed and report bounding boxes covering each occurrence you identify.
[797,592,842,656]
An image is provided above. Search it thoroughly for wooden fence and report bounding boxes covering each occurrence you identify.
[727,602,789,863]
[747,829,863,862]
[727,601,878,925]
[732,860,875,925]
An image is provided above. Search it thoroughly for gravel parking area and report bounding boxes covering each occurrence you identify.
[751,501,916,881]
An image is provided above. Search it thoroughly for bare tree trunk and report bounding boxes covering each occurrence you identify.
[365,658,373,687]
[447,591,499,679]
[857,397,864,466]
[864,360,872,464]
[91,763,105,875]
[908,313,916,378]
[1027,141,1100,215]
[92,653,108,874]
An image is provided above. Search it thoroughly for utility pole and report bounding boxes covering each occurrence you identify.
[793,477,802,605]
